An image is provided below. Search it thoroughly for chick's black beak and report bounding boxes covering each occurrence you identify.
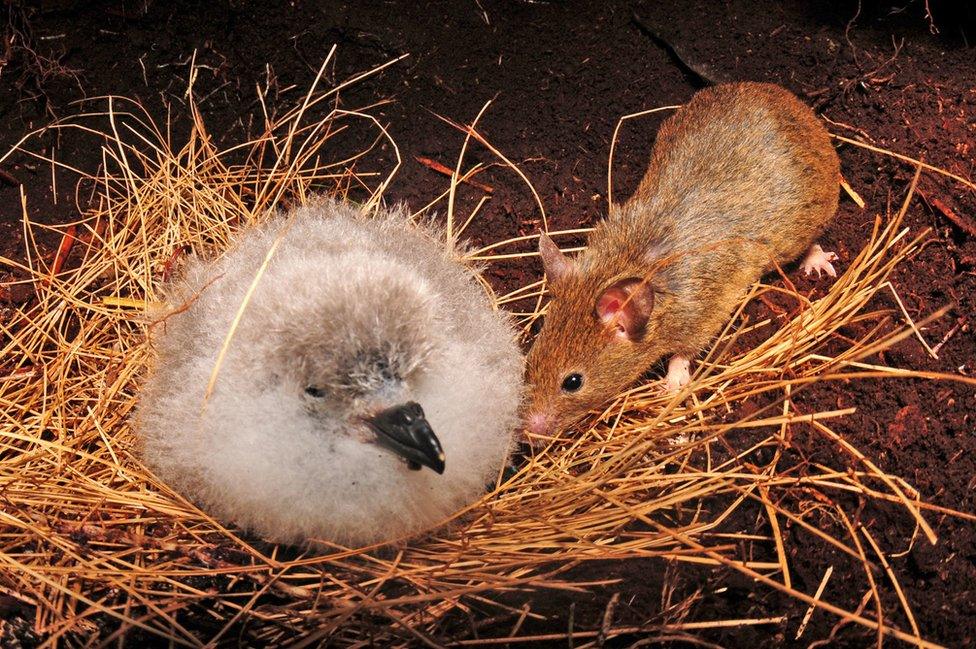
[366,402,445,474]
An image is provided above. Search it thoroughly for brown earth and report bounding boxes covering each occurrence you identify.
[1,1,974,647]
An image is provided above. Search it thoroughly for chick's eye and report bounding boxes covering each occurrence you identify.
[561,373,583,393]
[305,386,325,398]
[375,358,397,381]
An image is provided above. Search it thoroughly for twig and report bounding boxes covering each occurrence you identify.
[795,566,834,639]
[415,155,494,194]
[0,166,23,186]
[926,193,976,238]
[931,318,964,357]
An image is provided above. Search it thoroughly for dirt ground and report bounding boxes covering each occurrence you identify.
[1,1,974,647]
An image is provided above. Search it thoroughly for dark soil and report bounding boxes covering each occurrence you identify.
[1,1,974,647]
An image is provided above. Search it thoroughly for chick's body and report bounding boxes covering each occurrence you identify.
[526,83,840,436]
[137,199,523,545]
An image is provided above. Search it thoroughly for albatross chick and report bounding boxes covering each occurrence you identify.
[136,199,523,546]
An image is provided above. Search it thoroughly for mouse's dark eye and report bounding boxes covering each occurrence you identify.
[529,316,545,336]
[561,373,584,393]
[305,386,326,398]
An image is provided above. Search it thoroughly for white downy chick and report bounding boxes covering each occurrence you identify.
[135,198,523,546]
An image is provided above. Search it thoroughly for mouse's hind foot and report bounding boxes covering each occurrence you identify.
[663,355,691,394]
[801,244,838,278]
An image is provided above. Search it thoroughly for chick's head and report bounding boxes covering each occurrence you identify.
[239,253,445,472]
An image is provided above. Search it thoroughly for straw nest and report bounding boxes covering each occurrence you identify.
[1,55,974,648]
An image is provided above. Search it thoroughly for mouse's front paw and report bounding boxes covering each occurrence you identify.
[801,244,839,278]
[663,355,691,394]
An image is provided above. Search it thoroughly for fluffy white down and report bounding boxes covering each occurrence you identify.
[135,199,524,546]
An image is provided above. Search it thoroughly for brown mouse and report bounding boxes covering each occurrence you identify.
[524,82,840,440]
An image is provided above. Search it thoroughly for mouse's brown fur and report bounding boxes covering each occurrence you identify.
[525,82,840,439]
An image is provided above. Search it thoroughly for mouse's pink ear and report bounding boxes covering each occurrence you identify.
[595,278,655,341]
[539,232,577,285]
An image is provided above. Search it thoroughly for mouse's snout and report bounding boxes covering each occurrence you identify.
[526,412,553,434]
[523,410,558,446]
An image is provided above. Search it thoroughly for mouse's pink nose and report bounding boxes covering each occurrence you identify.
[525,412,555,437]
